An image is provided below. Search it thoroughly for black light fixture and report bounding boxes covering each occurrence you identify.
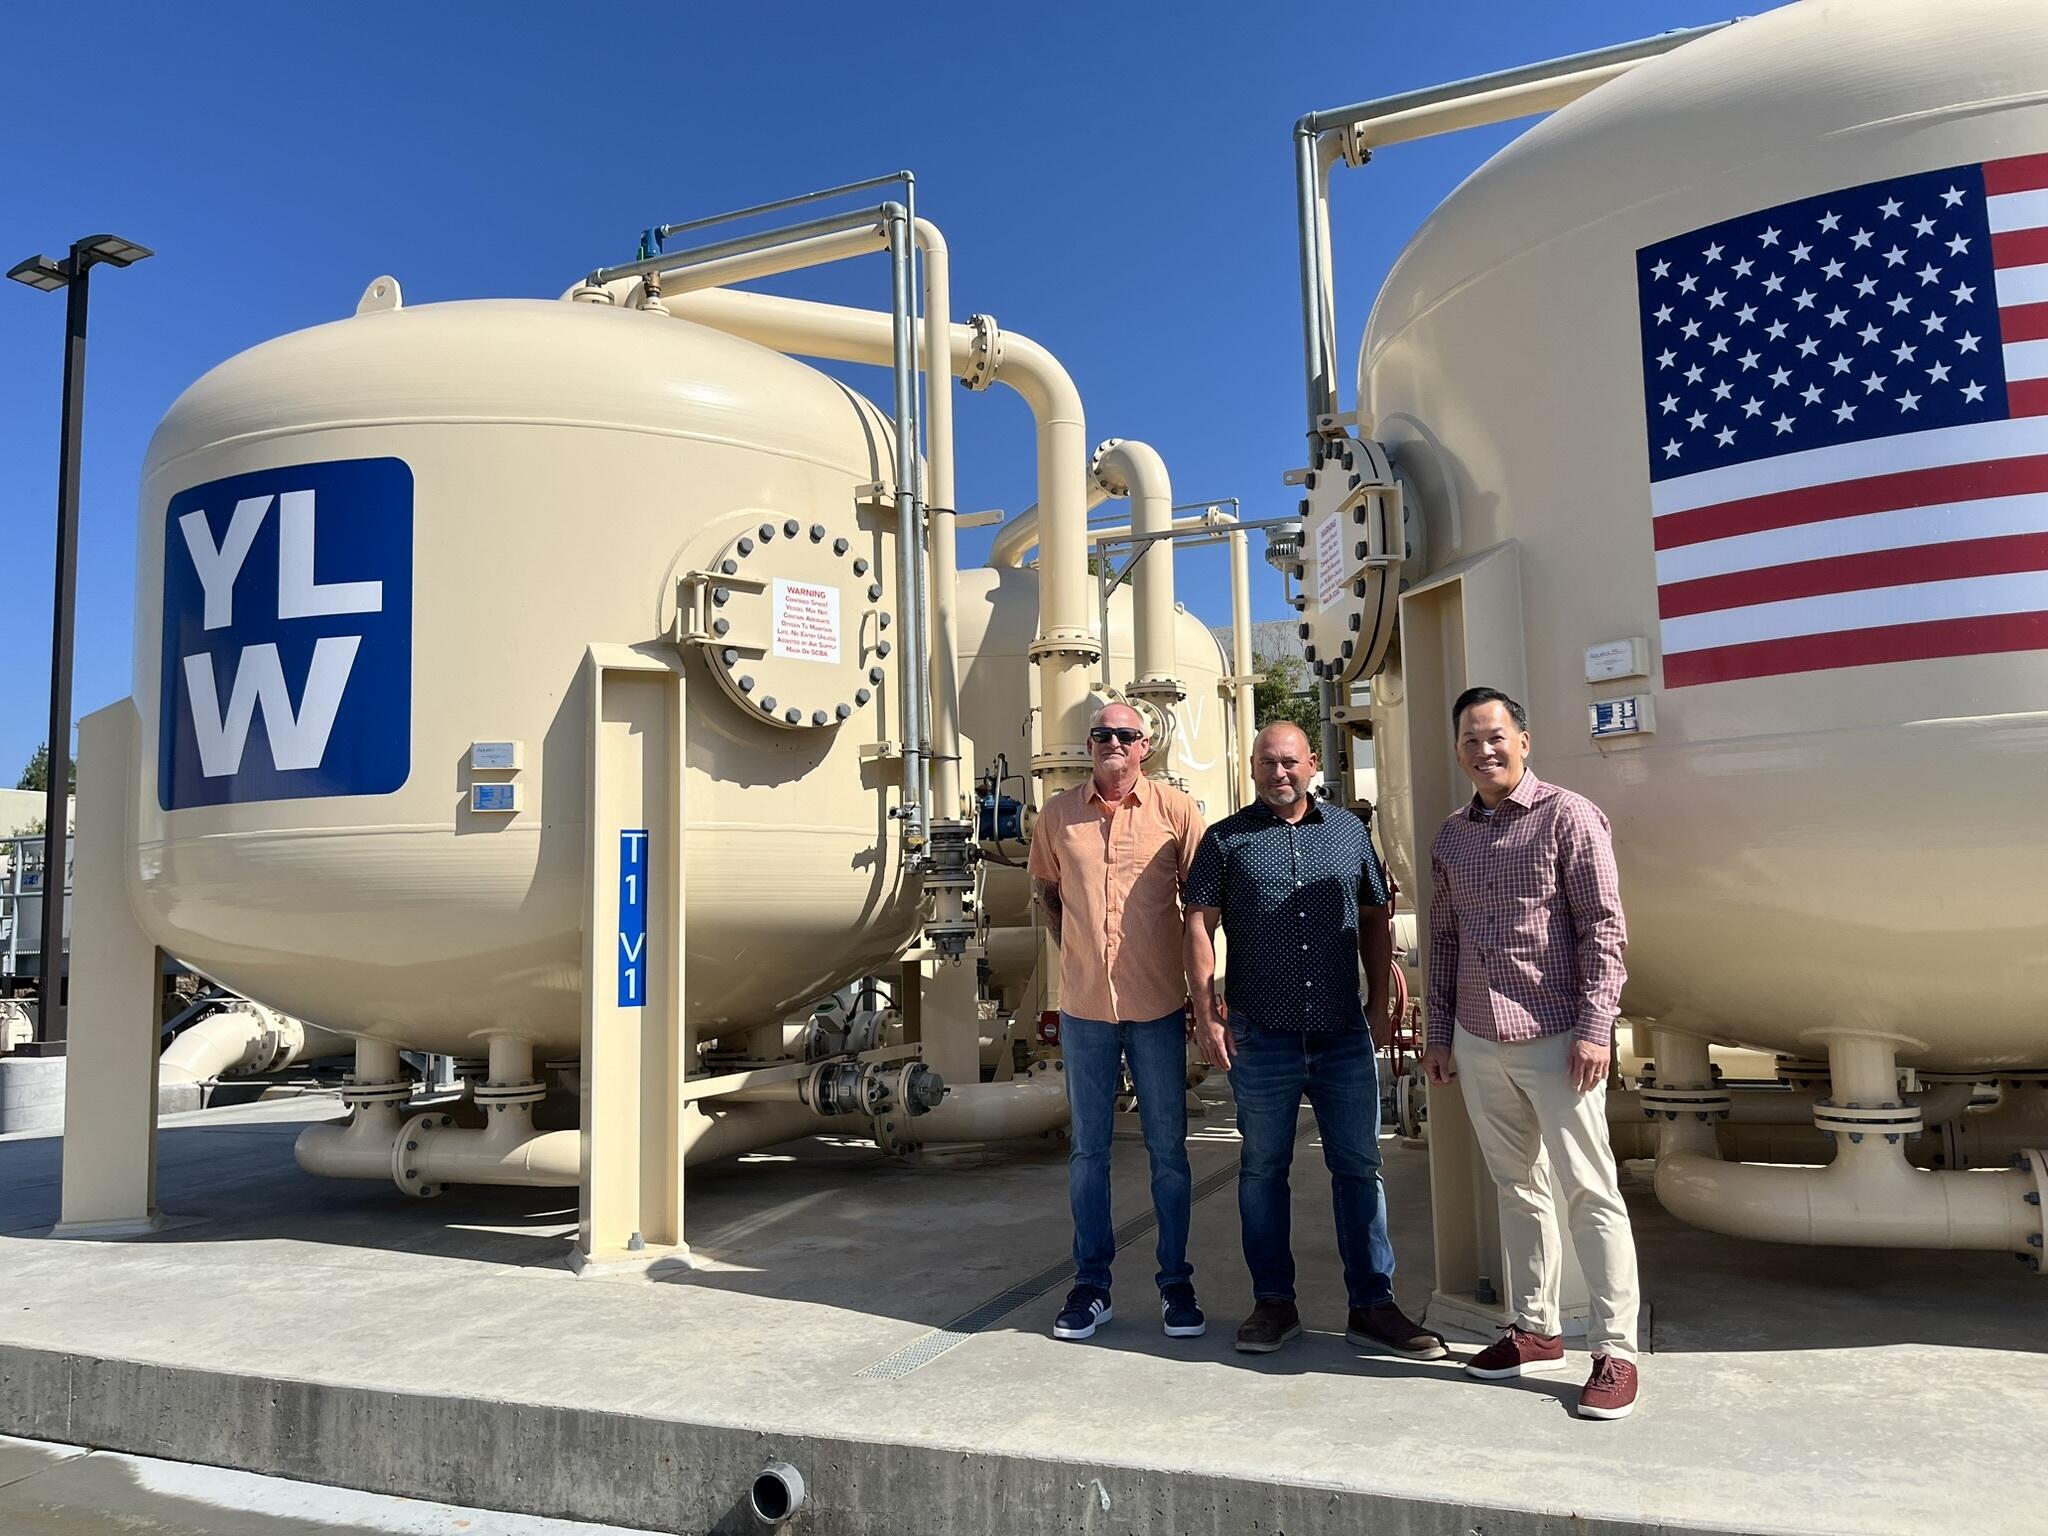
[7,231,152,1053]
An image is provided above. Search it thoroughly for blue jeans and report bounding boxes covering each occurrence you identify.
[1228,1019,1396,1309]
[1061,1009,1194,1293]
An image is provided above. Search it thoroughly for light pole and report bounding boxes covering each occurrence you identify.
[7,233,152,1052]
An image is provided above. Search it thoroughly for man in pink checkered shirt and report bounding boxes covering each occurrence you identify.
[1422,686,1642,1421]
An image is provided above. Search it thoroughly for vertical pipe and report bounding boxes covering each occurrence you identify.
[1228,523,1255,808]
[1318,676,1342,800]
[885,209,926,832]
[1294,125,1337,454]
[37,262,89,1048]
[917,220,963,820]
[355,1037,403,1085]
[488,1036,535,1085]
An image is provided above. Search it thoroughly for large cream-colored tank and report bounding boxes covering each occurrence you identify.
[131,299,923,1055]
[1365,0,2048,1069]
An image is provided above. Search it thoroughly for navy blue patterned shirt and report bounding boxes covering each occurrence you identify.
[1184,797,1391,1032]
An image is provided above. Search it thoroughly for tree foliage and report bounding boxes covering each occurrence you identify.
[16,742,75,794]
[1252,653,1322,740]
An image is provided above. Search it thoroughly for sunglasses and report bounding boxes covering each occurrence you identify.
[1088,727,1146,745]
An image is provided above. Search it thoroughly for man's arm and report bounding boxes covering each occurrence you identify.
[1422,844,1459,1083]
[1559,800,1628,1091]
[1358,899,1394,1048]
[1033,879,1064,947]
[1184,905,1232,1069]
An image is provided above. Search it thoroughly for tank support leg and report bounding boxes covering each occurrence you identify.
[571,646,692,1279]
[55,699,168,1237]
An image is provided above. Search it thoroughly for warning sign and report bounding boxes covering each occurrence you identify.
[771,579,841,664]
[1315,515,1345,611]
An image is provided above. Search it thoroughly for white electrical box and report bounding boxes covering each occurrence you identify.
[1589,695,1656,739]
[1584,638,1650,682]
[469,741,523,771]
[470,782,521,813]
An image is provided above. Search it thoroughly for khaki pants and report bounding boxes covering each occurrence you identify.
[1453,1023,1640,1359]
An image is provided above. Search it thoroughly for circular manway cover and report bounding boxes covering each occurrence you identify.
[703,515,889,730]
[1300,435,1401,689]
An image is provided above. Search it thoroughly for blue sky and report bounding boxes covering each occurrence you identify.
[1,0,1753,783]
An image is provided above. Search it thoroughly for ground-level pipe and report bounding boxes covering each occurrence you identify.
[294,1037,413,1180]
[1610,1082,1975,1130]
[1649,1031,2048,1258]
[895,1071,1068,1145]
[161,1004,354,1086]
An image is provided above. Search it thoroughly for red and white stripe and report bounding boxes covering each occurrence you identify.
[1654,152,2048,688]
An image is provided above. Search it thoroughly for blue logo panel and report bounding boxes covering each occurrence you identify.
[158,457,413,810]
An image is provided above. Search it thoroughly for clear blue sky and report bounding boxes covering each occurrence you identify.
[1,0,1754,783]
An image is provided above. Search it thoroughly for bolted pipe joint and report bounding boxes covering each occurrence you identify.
[749,1460,807,1527]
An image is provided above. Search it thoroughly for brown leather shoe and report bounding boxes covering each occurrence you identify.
[1346,1302,1448,1360]
[1463,1324,1567,1380]
[1577,1353,1639,1419]
[1233,1299,1303,1354]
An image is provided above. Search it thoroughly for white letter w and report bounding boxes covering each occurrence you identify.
[183,638,362,777]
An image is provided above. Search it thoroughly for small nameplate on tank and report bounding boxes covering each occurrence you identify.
[1584,638,1649,682]
[469,741,522,770]
[470,782,520,813]
[1589,695,1655,739]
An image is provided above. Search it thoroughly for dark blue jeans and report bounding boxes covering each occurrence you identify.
[1228,1019,1396,1309]
[1061,1009,1194,1293]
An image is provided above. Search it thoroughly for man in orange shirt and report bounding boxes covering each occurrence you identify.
[1028,702,1207,1341]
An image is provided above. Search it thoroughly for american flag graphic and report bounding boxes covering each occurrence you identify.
[1637,154,2048,688]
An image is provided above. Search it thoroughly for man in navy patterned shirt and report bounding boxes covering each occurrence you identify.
[1184,722,1443,1358]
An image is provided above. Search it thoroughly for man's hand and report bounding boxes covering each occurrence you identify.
[1568,1039,1611,1093]
[1193,999,1234,1070]
[1367,993,1394,1050]
[1421,1043,1456,1084]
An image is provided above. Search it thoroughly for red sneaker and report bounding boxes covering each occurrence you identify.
[1577,1354,1639,1420]
[1463,1324,1566,1380]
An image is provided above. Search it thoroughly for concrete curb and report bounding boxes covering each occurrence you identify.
[0,1342,1768,1536]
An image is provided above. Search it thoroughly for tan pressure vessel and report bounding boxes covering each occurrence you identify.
[1363,0,2048,1070]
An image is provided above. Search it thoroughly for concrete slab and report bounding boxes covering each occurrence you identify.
[0,1091,2042,1536]
[0,1056,65,1135]
[0,1432,661,1533]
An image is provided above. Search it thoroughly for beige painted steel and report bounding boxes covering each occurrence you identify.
[1091,440,1182,709]
[1362,0,2048,1071]
[653,287,1101,794]
[55,700,164,1237]
[130,300,924,1056]
[157,1005,353,1087]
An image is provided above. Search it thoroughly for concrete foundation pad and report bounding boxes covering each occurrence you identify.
[1,1092,2043,1535]
[0,1056,66,1135]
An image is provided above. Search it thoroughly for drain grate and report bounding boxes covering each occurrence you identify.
[853,1111,1310,1382]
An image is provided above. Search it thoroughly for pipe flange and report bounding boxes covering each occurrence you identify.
[964,313,1002,392]
[341,1079,415,1108]
[1026,627,1104,663]
[1029,745,1093,777]
[1812,1099,1924,1138]
[2023,1150,2048,1270]
[392,1111,458,1199]
[473,1079,548,1109]
[1126,676,1188,707]
[1089,438,1129,497]
[1773,1057,1832,1088]
[1639,1085,1732,1121]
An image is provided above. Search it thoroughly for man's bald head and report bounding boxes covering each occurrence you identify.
[1087,700,1151,786]
[1093,702,1146,734]
[1251,720,1317,815]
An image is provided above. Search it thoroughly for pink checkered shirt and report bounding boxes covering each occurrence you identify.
[1426,769,1627,1051]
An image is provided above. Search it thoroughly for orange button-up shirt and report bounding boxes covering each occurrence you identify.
[1027,774,1205,1023]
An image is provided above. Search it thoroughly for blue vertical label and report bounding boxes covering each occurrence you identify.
[617,829,649,1008]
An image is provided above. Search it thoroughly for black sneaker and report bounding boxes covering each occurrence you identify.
[1161,1283,1206,1338]
[1053,1285,1112,1340]
[1233,1298,1303,1354]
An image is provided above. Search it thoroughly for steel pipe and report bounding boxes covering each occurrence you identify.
[894,1072,1068,1145]
[1650,1031,2048,1257]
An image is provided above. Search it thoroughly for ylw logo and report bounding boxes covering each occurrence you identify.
[178,490,382,776]
[159,458,413,811]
